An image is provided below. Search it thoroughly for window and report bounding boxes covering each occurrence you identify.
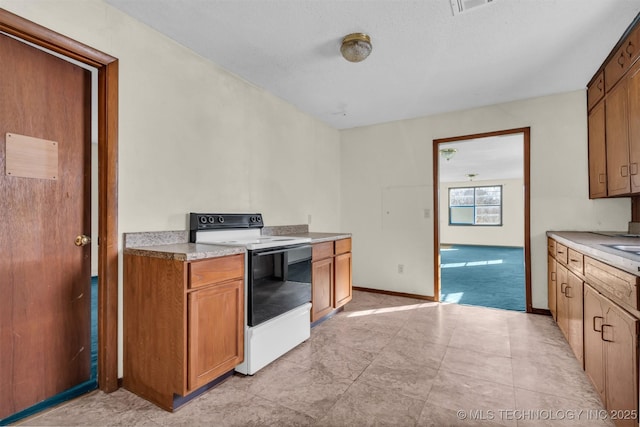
[449,185,502,226]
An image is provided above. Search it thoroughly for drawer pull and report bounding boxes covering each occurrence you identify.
[565,285,572,298]
[631,163,638,176]
[601,324,614,342]
[592,316,603,332]
[598,173,606,184]
[557,250,565,255]
[570,258,580,263]
[621,165,629,177]
[560,282,567,294]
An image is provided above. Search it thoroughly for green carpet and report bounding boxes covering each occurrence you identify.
[440,245,525,312]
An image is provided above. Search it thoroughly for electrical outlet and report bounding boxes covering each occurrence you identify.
[398,264,404,274]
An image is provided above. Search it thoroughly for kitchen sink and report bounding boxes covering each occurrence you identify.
[606,244,640,255]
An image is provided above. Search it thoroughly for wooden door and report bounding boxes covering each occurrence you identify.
[627,60,640,193]
[311,258,333,322]
[566,271,584,366]
[606,79,631,196]
[334,252,353,308]
[603,301,639,427]
[583,285,606,404]
[588,102,607,198]
[547,255,557,321]
[555,264,569,338]
[188,279,244,391]
[0,33,91,418]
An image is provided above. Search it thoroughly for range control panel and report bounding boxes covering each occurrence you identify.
[189,212,263,231]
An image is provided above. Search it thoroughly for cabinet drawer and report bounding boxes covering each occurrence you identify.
[556,243,568,265]
[567,249,584,275]
[587,71,605,111]
[312,242,334,261]
[584,256,639,312]
[335,238,351,255]
[189,254,244,289]
[548,238,557,256]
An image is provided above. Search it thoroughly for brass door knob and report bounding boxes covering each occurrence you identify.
[75,235,91,247]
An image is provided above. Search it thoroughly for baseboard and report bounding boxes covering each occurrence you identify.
[530,308,551,316]
[353,286,435,301]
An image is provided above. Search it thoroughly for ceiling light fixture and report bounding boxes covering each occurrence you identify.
[340,33,372,63]
[466,173,478,181]
[440,148,457,161]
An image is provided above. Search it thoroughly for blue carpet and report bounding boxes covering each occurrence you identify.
[440,245,525,312]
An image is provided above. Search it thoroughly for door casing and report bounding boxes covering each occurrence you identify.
[0,8,119,392]
[433,127,533,313]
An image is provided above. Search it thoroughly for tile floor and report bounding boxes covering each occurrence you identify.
[19,291,613,426]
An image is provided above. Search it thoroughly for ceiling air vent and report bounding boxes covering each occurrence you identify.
[450,0,495,16]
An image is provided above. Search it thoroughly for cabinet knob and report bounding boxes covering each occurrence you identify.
[598,173,606,184]
[618,53,626,67]
[597,79,603,91]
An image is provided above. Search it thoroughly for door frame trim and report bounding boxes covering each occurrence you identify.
[432,127,532,313]
[0,8,119,391]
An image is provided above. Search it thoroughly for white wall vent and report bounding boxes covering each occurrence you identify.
[450,0,495,16]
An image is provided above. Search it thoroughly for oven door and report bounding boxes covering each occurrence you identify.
[248,244,312,327]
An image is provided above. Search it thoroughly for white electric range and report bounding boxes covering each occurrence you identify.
[190,213,312,375]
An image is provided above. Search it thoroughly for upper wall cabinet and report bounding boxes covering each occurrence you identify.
[588,18,640,198]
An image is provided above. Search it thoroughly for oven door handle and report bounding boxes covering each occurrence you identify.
[253,244,311,256]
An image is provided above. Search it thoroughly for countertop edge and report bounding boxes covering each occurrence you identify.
[124,244,245,261]
[546,231,640,277]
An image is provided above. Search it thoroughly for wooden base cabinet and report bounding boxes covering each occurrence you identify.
[334,239,353,308]
[124,253,244,411]
[584,284,639,427]
[556,264,584,366]
[548,254,557,321]
[311,238,353,322]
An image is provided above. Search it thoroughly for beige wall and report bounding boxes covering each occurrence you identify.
[1,0,342,376]
[341,90,630,307]
[439,178,524,247]
[3,1,634,380]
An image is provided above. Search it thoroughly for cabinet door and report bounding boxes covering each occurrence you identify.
[603,301,639,427]
[548,255,557,321]
[627,60,640,193]
[334,252,352,308]
[566,271,584,366]
[584,285,606,404]
[311,258,334,322]
[188,279,244,391]
[606,79,631,196]
[588,101,608,198]
[556,264,569,338]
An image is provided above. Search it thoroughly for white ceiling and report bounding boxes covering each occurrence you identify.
[438,134,523,183]
[105,0,640,131]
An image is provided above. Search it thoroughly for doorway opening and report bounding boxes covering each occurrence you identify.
[433,128,532,313]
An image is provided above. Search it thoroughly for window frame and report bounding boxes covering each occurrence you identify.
[448,185,503,226]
